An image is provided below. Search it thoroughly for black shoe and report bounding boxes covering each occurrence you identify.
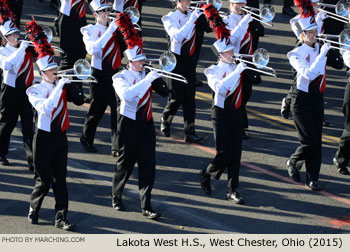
[199,171,211,195]
[80,136,97,153]
[185,133,204,144]
[333,157,350,175]
[28,211,38,224]
[196,79,204,87]
[306,180,321,191]
[227,191,244,204]
[160,117,170,137]
[282,6,297,16]
[55,219,74,231]
[242,129,250,140]
[281,97,290,119]
[286,159,301,182]
[112,197,125,211]
[112,150,119,158]
[0,155,10,166]
[142,208,161,220]
[323,120,331,127]
[28,163,34,172]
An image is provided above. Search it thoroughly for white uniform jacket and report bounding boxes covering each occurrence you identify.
[287,43,327,93]
[205,61,243,109]
[224,13,249,54]
[60,0,86,18]
[162,9,197,55]
[113,0,123,12]
[0,44,29,88]
[81,23,116,70]
[112,69,153,120]
[290,11,327,39]
[26,80,68,132]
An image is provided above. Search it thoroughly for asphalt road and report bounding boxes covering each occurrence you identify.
[0,0,349,234]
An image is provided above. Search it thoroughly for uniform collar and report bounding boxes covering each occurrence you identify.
[174,9,190,19]
[5,43,18,52]
[218,60,235,70]
[41,80,56,89]
[95,22,108,30]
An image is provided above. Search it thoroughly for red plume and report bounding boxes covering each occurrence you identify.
[0,0,16,25]
[25,17,54,58]
[116,12,143,49]
[294,0,315,18]
[203,4,230,40]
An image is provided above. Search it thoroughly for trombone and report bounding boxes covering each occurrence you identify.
[234,48,277,77]
[317,0,350,24]
[19,25,65,54]
[55,59,97,83]
[317,29,350,50]
[188,0,223,11]
[143,51,188,84]
[240,4,275,27]
[109,6,142,30]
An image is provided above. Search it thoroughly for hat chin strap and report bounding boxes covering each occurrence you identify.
[4,36,17,47]
[220,53,233,64]
[41,71,55,84]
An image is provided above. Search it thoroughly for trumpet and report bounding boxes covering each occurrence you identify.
[143,51,188,84]
[188,0,223,11]
[234,48,277,77]
[18,25,65,54]
[240,4,275,27]
[317,29,350,50]
[317,0,350,24]
[55,59,97,83]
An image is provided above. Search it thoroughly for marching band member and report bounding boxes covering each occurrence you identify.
[26,19,84,229]
[111,13,168,219]
[56,0,88,102]
[199,7,251,204]
[79,0,126,155]
[333,49,350,175]
[286,5,343,191]
[282,0,343,122]
[0,2,34,169]
[224,0,262,139]
[160,0,207,144]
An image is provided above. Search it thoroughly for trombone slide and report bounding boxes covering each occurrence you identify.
[236,58,277,77]
[143,66,188,84]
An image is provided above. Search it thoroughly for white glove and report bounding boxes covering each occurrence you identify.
[241,14,253,25]
[190,8,202,21]
[57,77,71,86]
[236,62,247,73]
[320,43,331,56]
[316,11,328,22]
[19,41,30,50]
[106,20,118,34]
[144,70,160,83]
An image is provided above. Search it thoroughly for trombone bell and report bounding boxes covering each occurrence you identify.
[252,48,269,69]
[124,6,140,24]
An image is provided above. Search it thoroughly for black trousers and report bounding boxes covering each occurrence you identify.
[335,81,350,167]
[0,83,33,165]
[82,68,117,150]
[29,129,68,221]
[112,117,156,210]
[205,107,243,192]
[290,91,324,181]
[161,54,197,135]
[8,0,23,27]
[57,13,87,70]
[241,82,253,129]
